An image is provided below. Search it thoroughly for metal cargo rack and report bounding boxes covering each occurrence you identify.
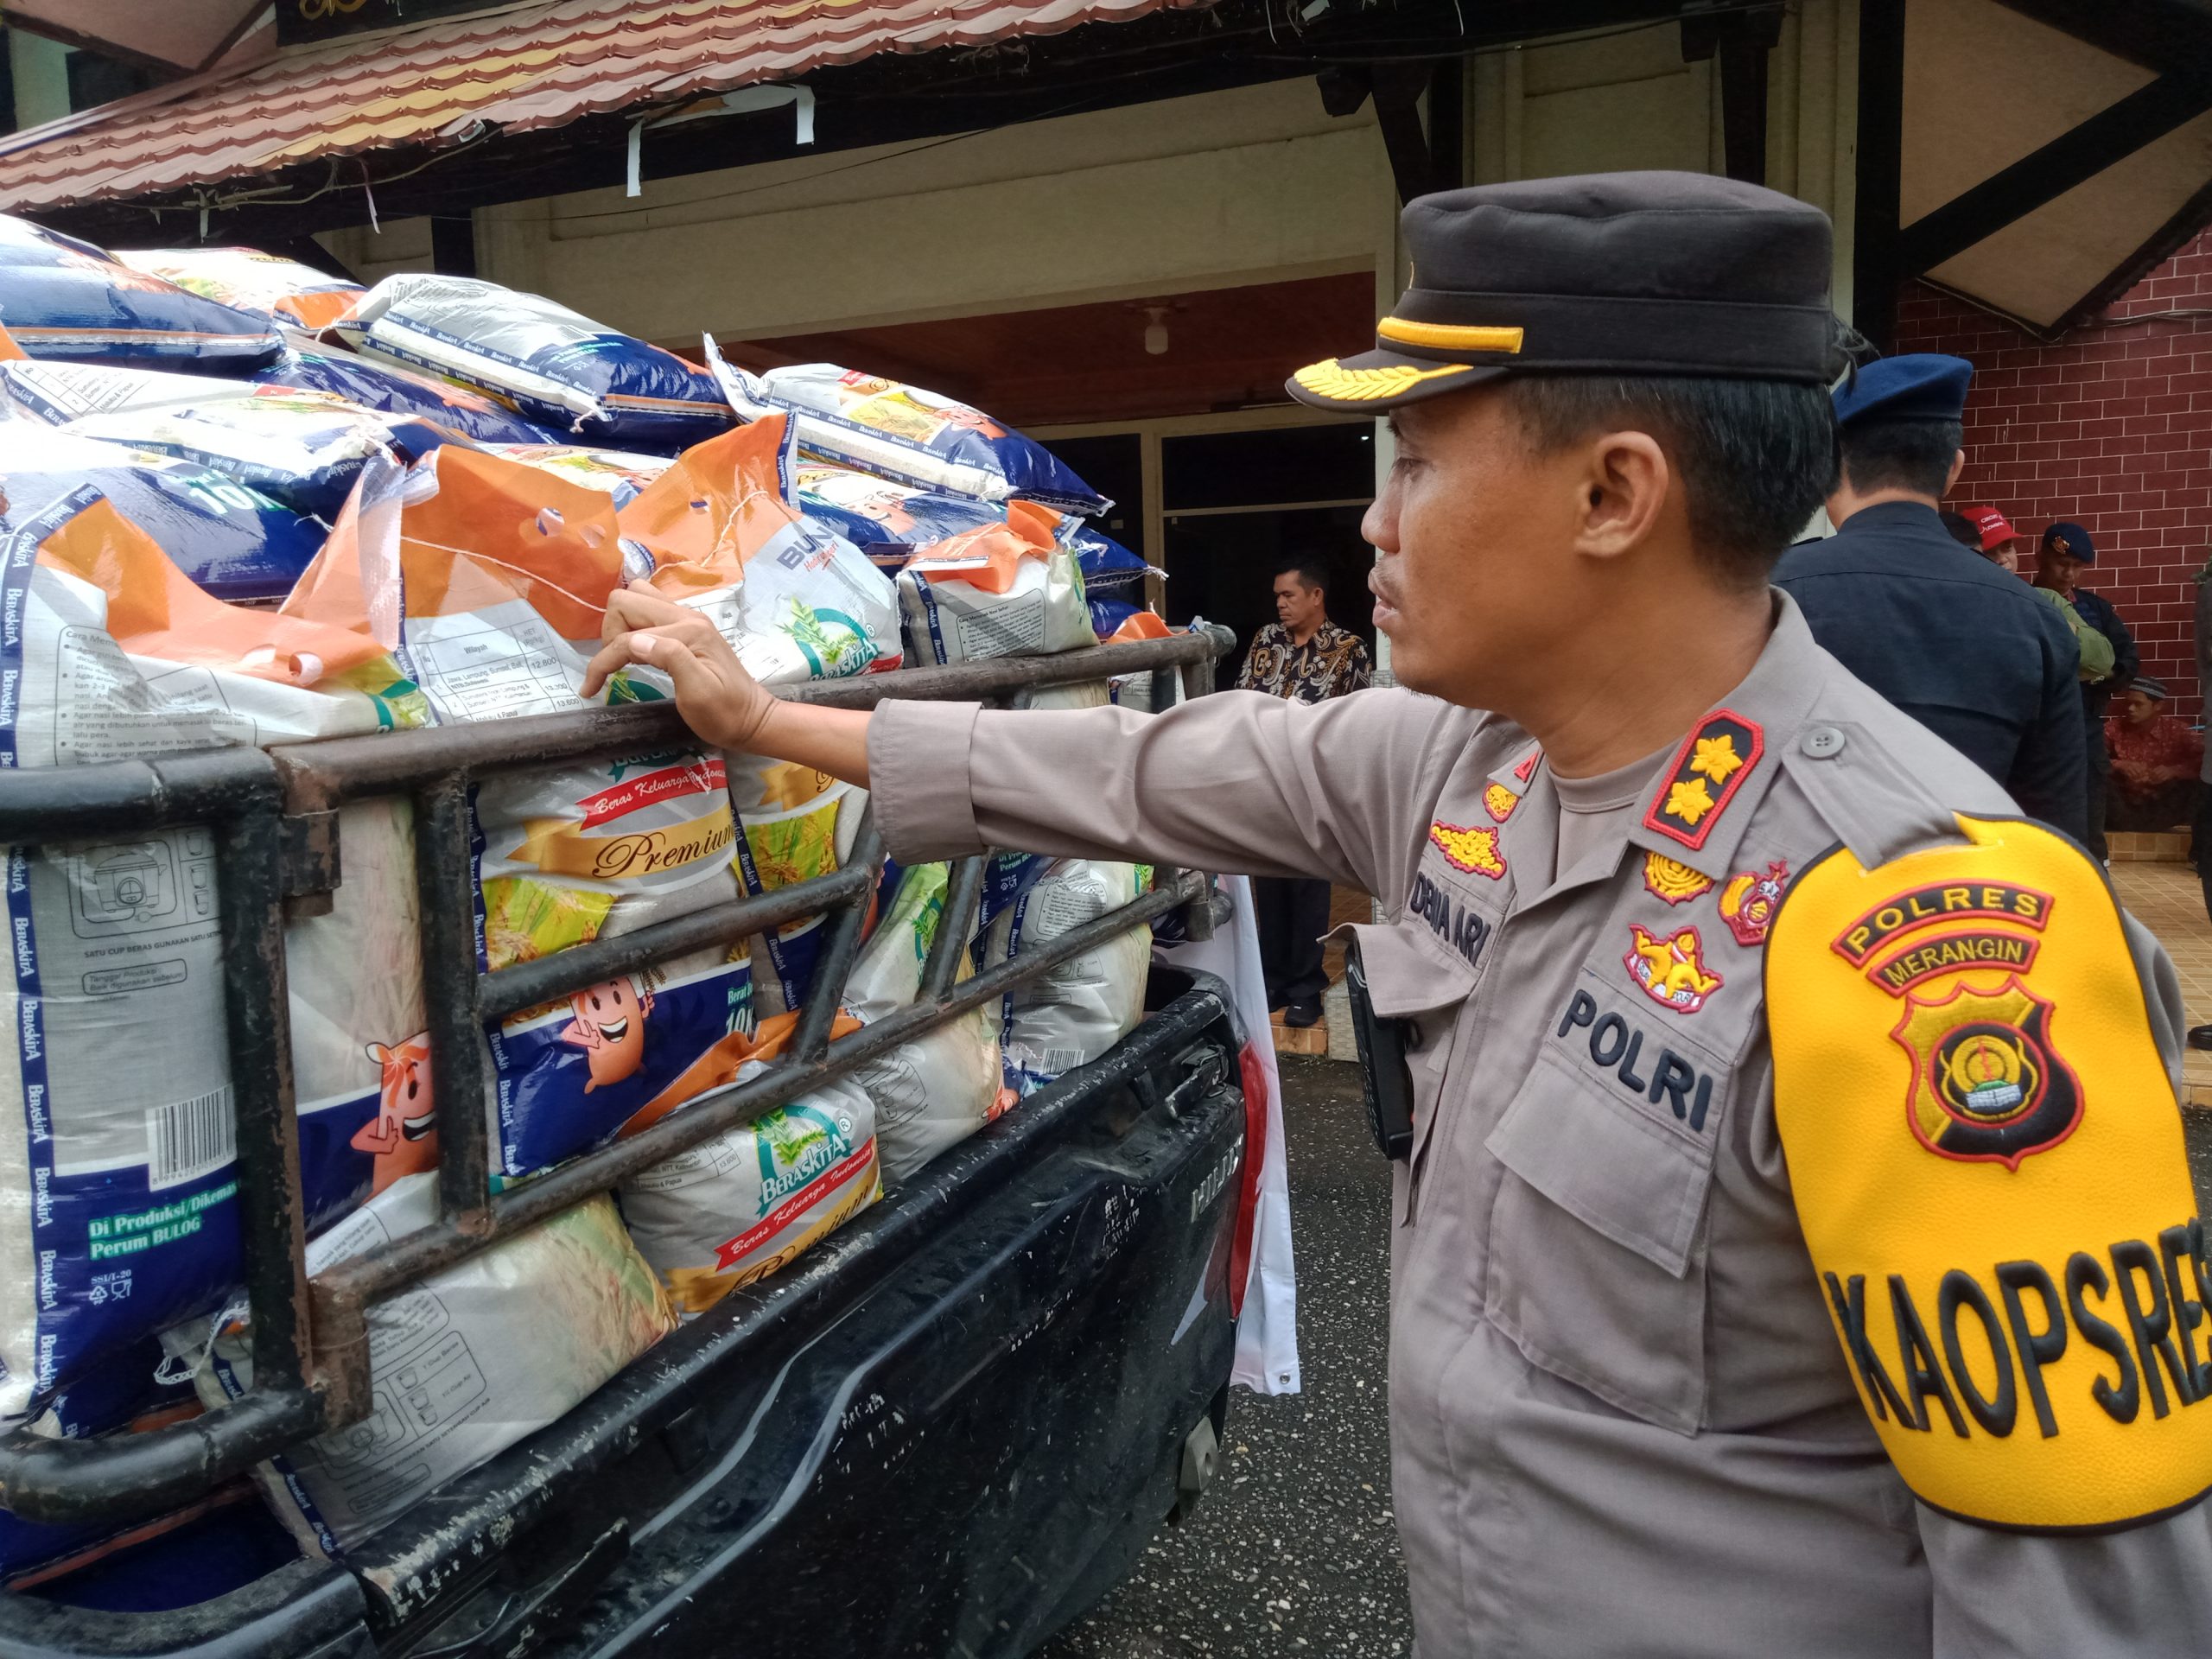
[0,624,1235,1535]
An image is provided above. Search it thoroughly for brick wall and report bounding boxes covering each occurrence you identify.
[1893,233,2212,713]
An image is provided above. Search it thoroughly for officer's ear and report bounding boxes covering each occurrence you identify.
[1569,429,1670,566]
[1945,448,1967,494]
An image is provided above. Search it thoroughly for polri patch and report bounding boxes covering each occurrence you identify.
[1643,710,1763,851]
[1624,922,1724,1014]
[1429,821,1506,880]
[1643,852,1713,906]
[1890,976,2082,1170]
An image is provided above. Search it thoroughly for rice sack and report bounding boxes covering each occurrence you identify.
[11,1487,298,1611]
[842,863,1007,1183]
[897,503,1093,666]
[171,1176,674,1558]
[111,248,365,334]
[287,448,757,1178]
[978,860,1149,1096]
[492,442,672,509]
[0,488,421,1416]
[0,218,281,369]
[336,274,732,448]
[617,1011,880,1313]
[704,344,1105,513]
[66,385,456,520]
[254,347,568,448]
[1067,525,1159,641]
[791,460,999,554]
[0,424,322,605]
[620,416,900,686]
[725,757,869,1017]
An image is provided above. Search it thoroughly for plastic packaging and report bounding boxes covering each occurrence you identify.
[492,442,672,508]
[725,756,869,1017]
[0,424,324,604]
[172,1178,675,1558]
[897,503,1094,666]
[0,217,282,369]
[66,385,457,520]
[706,342,1105,513]
[111,248,365,334]
[978,861,1149,1096]
[0,486,422,1416]
[254,346,569,448]
[617,1012,880,1313]
[337,274,733,448]
[622,416,901,686]
[842,863,1007,1182]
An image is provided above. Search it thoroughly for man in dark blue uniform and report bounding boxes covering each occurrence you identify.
[1771,355,2087,839]
[2033,520,2137,859]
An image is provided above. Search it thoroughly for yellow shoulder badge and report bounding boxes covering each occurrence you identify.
[1766,815,2212,1533]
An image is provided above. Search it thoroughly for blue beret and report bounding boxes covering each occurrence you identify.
[1832,353,1972,427]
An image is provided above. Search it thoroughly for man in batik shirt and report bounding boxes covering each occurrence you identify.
[1235,559,1373,1025]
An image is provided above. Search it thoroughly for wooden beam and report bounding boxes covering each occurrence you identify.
[1681,6,1783,187]
[1852,0,1908,347]
[1371,64,1437,207]
[1897,73,2212,276]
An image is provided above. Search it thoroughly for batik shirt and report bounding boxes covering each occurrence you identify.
[1234,620,1372,703]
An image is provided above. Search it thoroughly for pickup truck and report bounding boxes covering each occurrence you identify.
[0,626,1261,1659]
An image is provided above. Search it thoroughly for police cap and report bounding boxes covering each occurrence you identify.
[2044,521,2098,566]
[1287,170,1838,412]
[1832,353,1972,428]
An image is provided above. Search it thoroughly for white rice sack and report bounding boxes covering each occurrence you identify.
[0,487,422,1418]
[488,442,672,509]
[111,248,364,334]
[979,861,1148,1097]
[702,340,1105,513]
[0,359,237,424]
[725,755,868,1017]
[619,1065,880,1315]
[335,274,732,448]
[841,863,1004,1183]
[619,416,901,687]
[169,1175,674,1558]
[897,506,1092,667]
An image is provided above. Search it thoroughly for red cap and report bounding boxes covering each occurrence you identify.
[1962,505,2018,550]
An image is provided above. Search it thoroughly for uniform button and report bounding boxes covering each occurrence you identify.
[1801,725,1847,759]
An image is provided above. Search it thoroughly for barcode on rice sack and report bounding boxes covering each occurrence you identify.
[1039,1050,1084,1075]
[147,1087,237,1190]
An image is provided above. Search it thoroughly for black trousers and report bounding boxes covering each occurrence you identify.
[2195,785,2212,929]
[1253,876,1332,1010]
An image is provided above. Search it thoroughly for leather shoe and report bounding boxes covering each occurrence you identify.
[2190,1025,2212,1052]
[1284,1000,1323,1028]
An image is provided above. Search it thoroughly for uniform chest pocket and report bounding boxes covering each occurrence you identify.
[1344,921,1479,1163]
[1482,1040,1724,1433]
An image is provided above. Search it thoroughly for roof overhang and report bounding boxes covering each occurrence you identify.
[3,0,273,76]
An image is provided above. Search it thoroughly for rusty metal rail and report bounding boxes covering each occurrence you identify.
[0,625,1231,1527]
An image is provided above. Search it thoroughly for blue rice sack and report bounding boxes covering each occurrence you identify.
[791,458,1000,553]
[705,341,1106,514]
[0,218,281,369]
[0,425,323,604]
[1066,524,1154,640]
[336,274,733,448]
[254,346,570,448]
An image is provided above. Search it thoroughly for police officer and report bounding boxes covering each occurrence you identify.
[1772,355,2088,841]
[583,174,2212,1656]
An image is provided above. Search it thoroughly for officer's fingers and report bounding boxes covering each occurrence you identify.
[603,583,694,637]
[579,630,653,698]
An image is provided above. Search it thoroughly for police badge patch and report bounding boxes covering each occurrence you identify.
[1642,852,1713,906]
[1890,976,2082,1169]
[1718,860,1789,945]
[1483,783,1519,823]
[1624,923,1723,1013]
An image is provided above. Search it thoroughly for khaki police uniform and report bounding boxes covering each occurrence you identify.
[871,596,2212,1656]
[863,174,2212,1655]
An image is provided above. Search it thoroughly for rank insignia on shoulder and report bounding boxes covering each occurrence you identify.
[1430,820,1506,880]
[1624,922,1723,1013]
[1765,814,2212,1534]
[1643,710,1764,851]
[1643,852,1713,906]
[1718,860,1789,945]
[1512,748,1541,785]
[1483,783,1519,823]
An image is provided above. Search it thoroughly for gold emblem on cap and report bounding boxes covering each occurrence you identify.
[1376,319,1524,353]
[1291,359,1471,402]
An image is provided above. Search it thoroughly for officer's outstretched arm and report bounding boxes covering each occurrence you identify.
[868,686,1457,893]
[1766,816,2212,1648]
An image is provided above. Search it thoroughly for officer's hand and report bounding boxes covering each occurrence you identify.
[582,582,778,753]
